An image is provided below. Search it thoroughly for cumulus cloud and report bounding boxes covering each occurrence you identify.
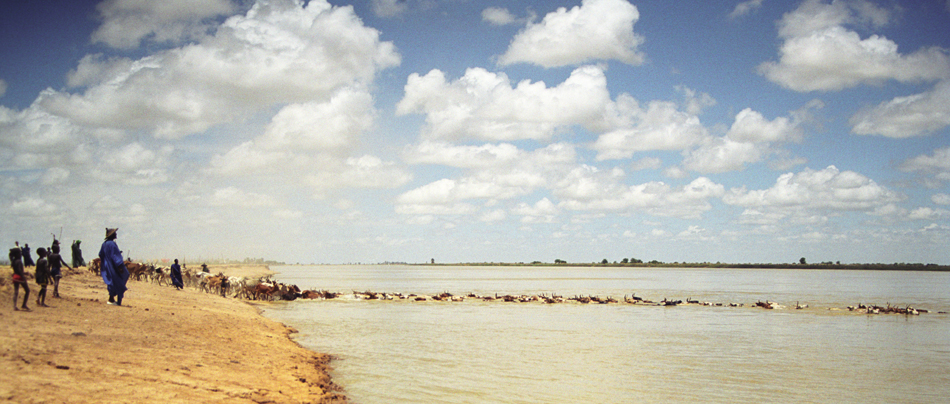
[850,80,950,137]
[304,155,413,192]
[934,193,950,205]
[512,198,559,223]
[907,207,950,221]
[555,165,725,219]
[592,94,709,160]
[726,108,803,143]
[682,138,767,174]
[899,147,950,181]
[91,0,238,49]
[210,186,277,208]
[729,0,764,19]
[397,65,610,141]
[10,197,59,218]
[43,0,400,139]
[479,209,507,222]
[497,0,645,68]
[257,87,374,153]
[396,143,577,215]
[403,141,522,168]
[759,0,950,92]
[92,142,173,185]
[724,166,903,224]
[682,107,809,173]
[482,7,518,26]
[371,0,407,18]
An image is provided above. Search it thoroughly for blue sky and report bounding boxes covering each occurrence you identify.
[2,0,949,265]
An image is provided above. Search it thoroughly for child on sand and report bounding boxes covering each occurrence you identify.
[48,244,71,298]
[34,248,50,307]
[10,247,30,311]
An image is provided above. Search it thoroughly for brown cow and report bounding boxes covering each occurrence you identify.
[125,261,149,281]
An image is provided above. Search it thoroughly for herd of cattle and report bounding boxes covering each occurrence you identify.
[87,258,308,301]
[81,259,942,314]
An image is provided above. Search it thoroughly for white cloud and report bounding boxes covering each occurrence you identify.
[677,225,712,241]
[10,197,59,218]
[258,87,373,152]
[850,80,950,138]
[210,186,277,208]
[305,155,413,193]
[397,65,610,141]
[934,193,950,205]
[396,177,527,207]
[40,167,70,185]
[555,166,725,219]
[43,0,400,139]
[479,209,507,222]
[899,147,950,181]
[682,107,808,173]
[724,166,903,221]
[630,157,662,171]
[371,0,407,18]
[592,94,709,160]
[676,86,717,116]
[208,87,411,194]
[482,7,518,26]
[729,0,764,19]
[513,198,559,223]
[908,207,950,221]
[92,142,173,185]
[682,138,766,174]
[726,108,802,143]
[91,0,238,49]
[497,0,645,68]
[403,141,522,168]
[396,143,580,217]
[759,0,950,92]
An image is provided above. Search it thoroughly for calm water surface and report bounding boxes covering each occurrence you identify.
[261,265,950,404]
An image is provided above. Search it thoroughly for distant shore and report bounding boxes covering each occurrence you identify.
[417,262,950,271]
[1,264,345,403]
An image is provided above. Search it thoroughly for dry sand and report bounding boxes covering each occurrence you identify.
[0,264,345,403]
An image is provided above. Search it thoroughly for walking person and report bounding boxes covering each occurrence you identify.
[48,244,71,298]
[71,240,86,267]
[10,247,30,311]
[170,259,184,290]
[98,228,129,306]
[21,243,35,267]
[34,248,50,307]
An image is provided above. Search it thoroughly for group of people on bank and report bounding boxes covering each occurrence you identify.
[10,228,179,310]
[9,238,75,310]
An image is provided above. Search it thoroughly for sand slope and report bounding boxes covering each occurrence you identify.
[0,265,345,404]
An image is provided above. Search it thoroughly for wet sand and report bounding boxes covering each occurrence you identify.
[0,264,345,403]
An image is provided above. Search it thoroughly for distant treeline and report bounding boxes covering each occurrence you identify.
[420,261,950,271]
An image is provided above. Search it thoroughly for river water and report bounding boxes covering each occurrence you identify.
[261,265,950,403]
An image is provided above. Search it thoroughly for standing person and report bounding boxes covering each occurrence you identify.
[10,247,30,311]
[34,248,50,307]
[99,228,129,306]
[48,244,71,298]
[21,243,35,267]
[170,259,183,290]
[71,240,86,267]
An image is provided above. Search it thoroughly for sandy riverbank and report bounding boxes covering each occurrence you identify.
[0,264,345,403]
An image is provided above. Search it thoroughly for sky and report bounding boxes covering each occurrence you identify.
[1,0,949,265]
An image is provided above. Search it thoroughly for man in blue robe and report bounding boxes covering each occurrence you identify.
[99,228,129,306]
[170,259,184,290]
[22,243,35,267]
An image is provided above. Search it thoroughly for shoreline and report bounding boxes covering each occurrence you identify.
[0,264,346,403]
